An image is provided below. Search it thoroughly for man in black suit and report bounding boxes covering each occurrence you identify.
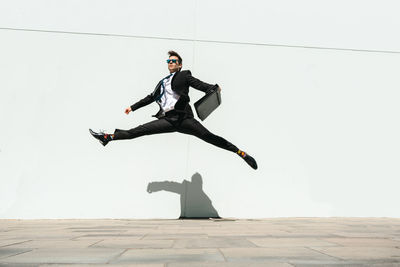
[90,51,257,169]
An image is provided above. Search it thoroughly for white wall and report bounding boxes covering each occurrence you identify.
[1,0,400,218]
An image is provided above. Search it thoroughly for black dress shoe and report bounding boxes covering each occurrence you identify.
[89,129,110,146]
[243,154,258,170]
[238,151,258,170]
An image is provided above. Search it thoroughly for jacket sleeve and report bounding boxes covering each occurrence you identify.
[130,94,154,112]
[186,70,217,93]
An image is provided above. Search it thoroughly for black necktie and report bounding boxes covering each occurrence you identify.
[157,73,173,102]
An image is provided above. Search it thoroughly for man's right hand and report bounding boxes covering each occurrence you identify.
[125,107,132,114]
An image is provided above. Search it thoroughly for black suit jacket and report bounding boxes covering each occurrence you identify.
[130,70,218,118]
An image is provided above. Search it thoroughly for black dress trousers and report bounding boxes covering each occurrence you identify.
[113,111,238,153]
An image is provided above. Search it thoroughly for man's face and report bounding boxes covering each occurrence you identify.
[167,56,182,73]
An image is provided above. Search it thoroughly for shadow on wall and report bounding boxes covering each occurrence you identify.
[147,172,220,219]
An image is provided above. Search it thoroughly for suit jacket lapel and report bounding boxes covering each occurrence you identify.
[151,80,162,99]
[171,70,181,90]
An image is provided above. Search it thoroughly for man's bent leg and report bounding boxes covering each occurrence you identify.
[113,118,175,140]
[177,118,257,169]
[177,118,238,152]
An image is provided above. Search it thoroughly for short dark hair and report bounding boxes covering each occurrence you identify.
[168,50,182,65]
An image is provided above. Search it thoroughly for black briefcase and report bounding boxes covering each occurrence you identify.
[194,85,221,121]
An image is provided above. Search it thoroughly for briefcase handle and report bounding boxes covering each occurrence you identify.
[207,84,220,94]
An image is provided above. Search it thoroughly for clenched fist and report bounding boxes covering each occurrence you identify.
[125,107,132,114]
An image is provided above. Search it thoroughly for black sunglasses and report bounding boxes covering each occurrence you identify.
[166,59,179,64]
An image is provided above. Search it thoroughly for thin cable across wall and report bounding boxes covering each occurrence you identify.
[1,26,399,55]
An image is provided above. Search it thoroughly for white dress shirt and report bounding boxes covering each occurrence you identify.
[159,72,180,113]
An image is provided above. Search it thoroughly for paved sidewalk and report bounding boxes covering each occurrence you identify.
[1,218,400,266]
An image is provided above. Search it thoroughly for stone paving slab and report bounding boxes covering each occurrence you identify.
[207,230,289,237]
[1,218,400,266]
[333,232,396,238]
[321,237,400,247]
[367,264,400,267]
[72,233,144,240]
[220,247,339,262]
[168,262,293,267]
[39,264,164,267]
[142,233,208,240]
[93,239,174,249]
[0,248,124,264]
[310,246,400,261]
[173,237,257,249]
[0,248,32,260]
[0,232,82,241]
[0,239,32,248]
[110,248,225,264]
[289,261,365,267]
[4,240,101,249]
[248,237,338,247]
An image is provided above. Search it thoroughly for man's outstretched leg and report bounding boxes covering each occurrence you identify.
[177,118,258,170]
[89,118,175,146]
